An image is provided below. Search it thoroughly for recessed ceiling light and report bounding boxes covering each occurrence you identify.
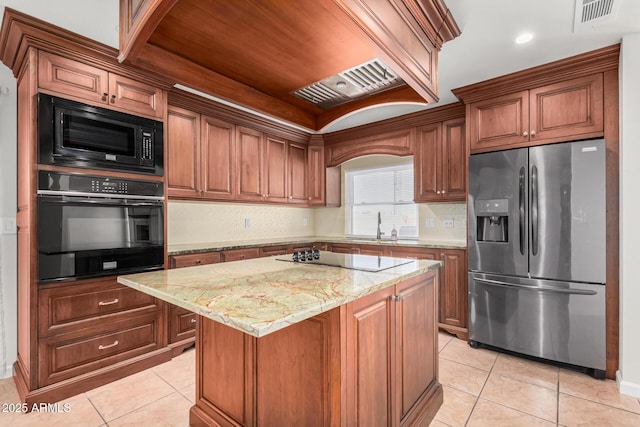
[515,32,534,44]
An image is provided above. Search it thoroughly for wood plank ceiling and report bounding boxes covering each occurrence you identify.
[119,0,460,131]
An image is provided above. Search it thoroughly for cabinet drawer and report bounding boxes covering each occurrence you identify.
[260,245,289,257]
[329,243,360,254]
[38,313,161,386]
[169,306,197,343]
[222,248,260,262]
[39,280,159,337]
[386,247,440,260]
[170,251,222,268]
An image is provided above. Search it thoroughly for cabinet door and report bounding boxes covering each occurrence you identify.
[38,51,108,104]
[529,74,603,142]
[386,247,439,260]
[441,118,467,201]
[414,123,441,202]
[439,249,467,330]
[345,285,395,427]
[236,126,265,201]
[307,145,325,206]
[469,90,529,152]
[167,106,201,198]
[108,73,164,118]
[288,142,308,205]
[395,273,437,421]
[201,116,235,200]
[264,135,288,203]
[169,305,196,344]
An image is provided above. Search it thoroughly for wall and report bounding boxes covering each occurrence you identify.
[313,155,467,243]
[168,201,315,245]
[0,61,17,378]
[618,32,640,397]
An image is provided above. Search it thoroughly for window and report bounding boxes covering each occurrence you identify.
[346,161,418,239]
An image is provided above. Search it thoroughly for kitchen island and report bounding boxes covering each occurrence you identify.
[118,253,443,426]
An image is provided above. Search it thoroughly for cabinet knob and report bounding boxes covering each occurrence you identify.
[523,131,529,137]
[530,130,536,137]
[289,196,293,199]
[195,259,202,264]
[110,94,116,103]
[102,92,108,101]
[442,190,446,194]
[190,318,197,324]
[437,190,441,194]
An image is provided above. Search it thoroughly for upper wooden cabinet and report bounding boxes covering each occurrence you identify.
[287,142,308,204]
[467,74,604,153]
[414,118,466,202]
[167,106,235,200]
[38,51,164,119]
[264,135,288,203]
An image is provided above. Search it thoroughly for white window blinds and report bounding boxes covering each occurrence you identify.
[347,163,418,239]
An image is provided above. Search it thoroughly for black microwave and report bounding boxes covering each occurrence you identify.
[38,93,164,175]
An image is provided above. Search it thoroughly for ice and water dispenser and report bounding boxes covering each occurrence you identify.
[475,199,509,242]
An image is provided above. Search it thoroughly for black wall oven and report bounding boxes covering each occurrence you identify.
[37,171,164,283]
[38,93,163,175]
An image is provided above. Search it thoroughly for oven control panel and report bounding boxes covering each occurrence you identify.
[38,171,163,198]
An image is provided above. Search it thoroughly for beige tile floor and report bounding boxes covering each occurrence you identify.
[0,333,638,426]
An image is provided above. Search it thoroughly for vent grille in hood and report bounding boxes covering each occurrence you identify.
[293,58,404,109]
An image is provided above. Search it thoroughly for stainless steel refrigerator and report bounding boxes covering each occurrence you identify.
[467,138,606,378]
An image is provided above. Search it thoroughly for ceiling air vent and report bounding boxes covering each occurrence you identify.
[293,58,404,109]
[574,0,620,31]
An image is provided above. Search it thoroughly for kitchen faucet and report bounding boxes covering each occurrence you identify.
[376,211,383,240]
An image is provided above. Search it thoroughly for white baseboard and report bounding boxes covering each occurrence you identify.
[616,370,640,398]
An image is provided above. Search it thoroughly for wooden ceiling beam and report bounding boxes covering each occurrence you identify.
[135,44,318,130]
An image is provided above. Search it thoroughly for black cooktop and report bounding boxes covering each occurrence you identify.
[275,250,413,272]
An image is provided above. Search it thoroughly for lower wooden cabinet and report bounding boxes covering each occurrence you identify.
[169,305,197,348]
[192,270,441,427]
[35,278,166,390]
[345,271,442,425]
[439,249,468,339]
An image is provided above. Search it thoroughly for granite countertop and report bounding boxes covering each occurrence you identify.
[168,236,467,255]
[118,254,442,338]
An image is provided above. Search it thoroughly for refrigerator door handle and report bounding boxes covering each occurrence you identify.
[472,277,597,296]
[519,166,526,255]
[531,165,539,256]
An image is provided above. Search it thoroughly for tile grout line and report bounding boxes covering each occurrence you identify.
[463,350,498,426]
[84,392,110,427]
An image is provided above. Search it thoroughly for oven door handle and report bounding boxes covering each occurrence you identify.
[37,194,163,207]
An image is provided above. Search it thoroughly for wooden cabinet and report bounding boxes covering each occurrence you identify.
[287,142,308,204]
[167,106,235,200]
[38,51,164,118]
[169,306,197,347]
[37,279,164,387]
[468,74,604,153]
[236,129,308,205]
[414,118,466,202]
[387,246,439,260]
[169,251,222,269]
[192,270,440,427]
[264,135,288,203]
[438,249,467,339]
[345,272,440,426]
[307,144,325,206]
[222,247,261,262]
[327,243,386,255]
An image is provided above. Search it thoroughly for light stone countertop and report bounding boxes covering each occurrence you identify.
[168,236,467,255]
[118,254,442,338]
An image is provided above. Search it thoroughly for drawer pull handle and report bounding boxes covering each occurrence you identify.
[98,340,119,350]
[195,260,202,264]
[98,298,119,306]
[190,318,197,323]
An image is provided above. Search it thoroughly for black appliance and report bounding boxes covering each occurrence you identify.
[276,251,414,272]
[37,171,164,282]
[38,93,163,175]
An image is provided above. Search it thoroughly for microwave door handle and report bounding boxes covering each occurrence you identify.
[519,166,526,256]
[530,165,539,256]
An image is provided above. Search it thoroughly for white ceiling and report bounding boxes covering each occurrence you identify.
[1,0,639,133]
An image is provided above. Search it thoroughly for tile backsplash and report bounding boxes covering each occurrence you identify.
[168,201,315,245]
